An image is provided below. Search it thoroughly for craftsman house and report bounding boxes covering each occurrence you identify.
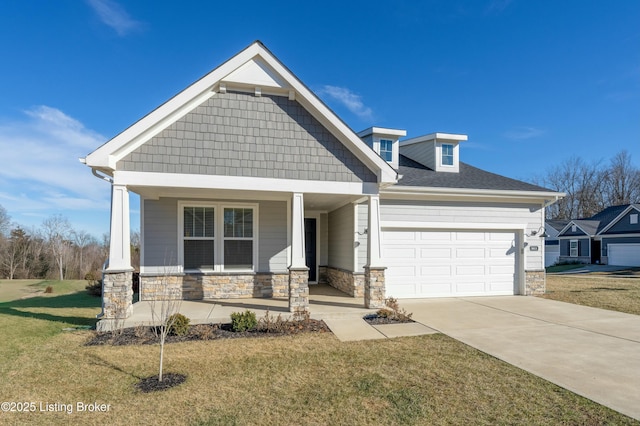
[83,41,562,323]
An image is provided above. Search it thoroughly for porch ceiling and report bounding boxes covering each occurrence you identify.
[130,185,364,212]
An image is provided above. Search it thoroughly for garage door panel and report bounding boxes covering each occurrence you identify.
[457,248,486,259]
[384,230,517,298]
[421,248,451,258]
[608,244,640,267]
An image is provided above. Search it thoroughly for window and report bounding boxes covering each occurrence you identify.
[441,144,454,166]
[379,139,393,162]
[180,203,256,272]
[569,240,578,257]
[571,224,577,233]
[631,214,638,225]
[183,207,215,269]
[223,208,254,270]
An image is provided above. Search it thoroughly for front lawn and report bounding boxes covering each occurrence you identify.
[542,274,640,315]
[0,280,637,425]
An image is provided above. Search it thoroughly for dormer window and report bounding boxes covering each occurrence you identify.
[442,144,454,166]
[380,139,393,162]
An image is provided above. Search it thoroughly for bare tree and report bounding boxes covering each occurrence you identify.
[603,150,640,206]
[72,230,95,279]
[537,156,606,219]
[0,204,9,236]
[42,215,72,280]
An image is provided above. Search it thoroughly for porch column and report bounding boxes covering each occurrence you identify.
[101,183,133,322]
[364,195,386,308]
[289,193,309,313]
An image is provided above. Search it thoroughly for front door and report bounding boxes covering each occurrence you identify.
[304,218,317,282]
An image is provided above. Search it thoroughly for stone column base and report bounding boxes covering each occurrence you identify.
[101,270,134,319]
[525,270,546,295]
[364,266,386,309]
[288,267,309,314]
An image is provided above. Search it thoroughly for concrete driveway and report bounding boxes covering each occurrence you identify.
[402,296,640,421]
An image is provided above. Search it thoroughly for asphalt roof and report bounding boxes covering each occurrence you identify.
[396,155,554,192]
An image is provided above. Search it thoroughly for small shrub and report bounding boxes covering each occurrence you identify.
[168,313,190,336]
[191,324,217,340]
[230,310,257,332]
[44,285,53,294]
[377,297,413,322]
[85,280,102,297]
[258,310,291,333]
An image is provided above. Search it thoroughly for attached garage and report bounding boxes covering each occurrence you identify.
[608,244,640,267]
[382,229,518,298]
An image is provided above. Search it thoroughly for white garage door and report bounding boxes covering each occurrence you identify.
[608,244,640,267]
[383,230,517,298]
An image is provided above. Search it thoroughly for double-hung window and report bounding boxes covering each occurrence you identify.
[181,203,256,272]
[223,208,254,270]
[379,139,393,162]
[183,206,215,270]
[569,240,579,257]
[441,144,454,166]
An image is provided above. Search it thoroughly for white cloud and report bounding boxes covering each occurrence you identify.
[503,126,545,140]
[86,0,143,36]
[485,0,514,14]
[318,85,374,121]
[0,106,110,219]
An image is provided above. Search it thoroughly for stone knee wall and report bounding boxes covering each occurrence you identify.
[288,267,309,313]
[525,270,545,295]
[318,266,328,284]
[326,267,364,297]
[140,273,289,301]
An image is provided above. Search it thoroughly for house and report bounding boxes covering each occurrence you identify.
[82,41,563,324]
[544,219,569,267]
[556,204,640,266]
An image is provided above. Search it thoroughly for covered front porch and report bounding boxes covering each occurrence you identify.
[100,182,388,327]
[97,284,377,331]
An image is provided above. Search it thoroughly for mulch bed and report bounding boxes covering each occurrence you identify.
[86,319,331,346]
[136,373,187,393]
[362,313,415,325]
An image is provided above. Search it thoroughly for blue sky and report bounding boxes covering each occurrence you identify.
[0,1,638,238]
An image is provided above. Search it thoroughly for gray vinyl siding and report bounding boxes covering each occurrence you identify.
[143,198,179,267]
[400,141,435,169]
[380,199,544,270]
[319,213,328,265]
[328,203,355,271]
[602,210,640,234]
[560,238,590,257]
[258,201,288,272]
[142,198,287,272]
[356,203,368,272]
[118,91,376,183]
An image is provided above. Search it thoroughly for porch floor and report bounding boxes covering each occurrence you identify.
[115,284,376,329]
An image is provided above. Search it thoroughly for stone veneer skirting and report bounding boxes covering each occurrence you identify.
[139,272,289,301]
[326,266,364,297]
[524,270,546,295]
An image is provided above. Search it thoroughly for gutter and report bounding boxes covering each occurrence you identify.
[80,157,113,184]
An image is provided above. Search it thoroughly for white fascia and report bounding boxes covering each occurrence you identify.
[114,171,380,196]
[382,185,564,203]
[84,41,397,185]
[400,132,468,147]
[356,127,407,138]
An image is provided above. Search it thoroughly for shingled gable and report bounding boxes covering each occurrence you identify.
[83,41,396,185]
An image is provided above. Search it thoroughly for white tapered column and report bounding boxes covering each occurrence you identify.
[107,183,132,271]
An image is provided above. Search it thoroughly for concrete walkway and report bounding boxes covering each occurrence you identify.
[402,296,640,421]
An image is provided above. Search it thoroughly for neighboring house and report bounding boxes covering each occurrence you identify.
[83,41,563,325]
[556,204,640,266]
[544,219,569,267]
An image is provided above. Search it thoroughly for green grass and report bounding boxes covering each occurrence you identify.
[0,280,637,425]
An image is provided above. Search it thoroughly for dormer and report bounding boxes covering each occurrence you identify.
[399,132,468,173]
[357,127,407,170]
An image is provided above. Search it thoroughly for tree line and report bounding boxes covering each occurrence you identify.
[534,150,640,220]
[0,207,139,280]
